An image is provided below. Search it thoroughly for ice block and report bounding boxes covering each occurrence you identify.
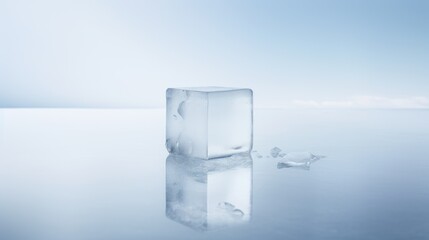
[166,87,253,159]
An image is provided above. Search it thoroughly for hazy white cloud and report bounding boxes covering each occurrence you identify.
[289,96,429,109]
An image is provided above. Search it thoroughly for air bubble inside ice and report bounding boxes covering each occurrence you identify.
[218,202,245,218]
[177,101,186,118]
[251,147,325,170]
[277,152,326,170]
[232,209,245,218]
[218,202,235,211]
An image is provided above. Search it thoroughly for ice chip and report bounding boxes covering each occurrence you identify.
[218,202,245,219]
[277,152,325,170]
[277,161,310,170]
[270,147,282,158]
[280,152,324,163]
[166,87,253,159]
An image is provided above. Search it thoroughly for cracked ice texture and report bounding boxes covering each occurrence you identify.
[166,87,253,159]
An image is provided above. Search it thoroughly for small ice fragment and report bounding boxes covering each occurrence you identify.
[172,114,178,120]
[280,152,325,163]
[277,161,310,170]
[270,147,282,158]
[218,202,245,218]
[277,152,325,170]
[279,153,286,158]
[311,153,326,159]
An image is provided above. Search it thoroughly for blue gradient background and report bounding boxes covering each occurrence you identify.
[1,0,428,108]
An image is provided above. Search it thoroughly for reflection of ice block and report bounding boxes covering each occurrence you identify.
[166,87,253,159]
[165,153,252,231]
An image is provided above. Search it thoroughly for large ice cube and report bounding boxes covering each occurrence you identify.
[166,87,253,159]
[165,153,252,231]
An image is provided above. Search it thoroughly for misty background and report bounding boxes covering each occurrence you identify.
[1,0,428,108]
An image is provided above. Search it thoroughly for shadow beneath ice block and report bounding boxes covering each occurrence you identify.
[165,153,253,231]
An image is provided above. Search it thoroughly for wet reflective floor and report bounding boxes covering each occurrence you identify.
[0,108,428,240]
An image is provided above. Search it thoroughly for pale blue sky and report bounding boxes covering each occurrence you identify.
[0,0,428,108]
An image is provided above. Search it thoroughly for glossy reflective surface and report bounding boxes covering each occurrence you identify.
[0,109,428,240]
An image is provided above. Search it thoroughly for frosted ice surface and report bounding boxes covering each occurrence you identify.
[166,154,252,231]
[218,202,236,211]
[166,87,253,159]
